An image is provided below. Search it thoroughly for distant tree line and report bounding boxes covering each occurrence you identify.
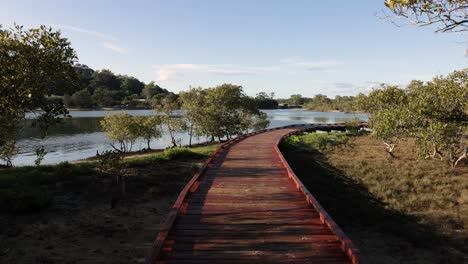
[62,65,172,108]
[276,94,365,112]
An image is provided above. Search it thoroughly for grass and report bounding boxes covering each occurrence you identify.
[0,143,219,264]
[281,132,467,263]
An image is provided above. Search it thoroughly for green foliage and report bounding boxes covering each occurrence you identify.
[282,132,349,151]
[179,84,270,141]
[90,69,121,91]
[288,94,306,105]
[385,0,467,33]
[0,24,79,166]
[345,117,362,135]
[361,69,467,166]
[0,142,17,167]
[100,112,140,152]
[152,93,186,147]
[360,84,410,155]
[119,75,144,95]
[101,112,165,152]
[133,115,163,149]
[303,94,364,112]
[97,150,124,176]
[143,81,169,99]
[67,68,170,108]
[92,87,121,107]
[34,146,47,166]
[70,89,93,108]
[406,70,468,166]
[159,147,205,161]
[254,92,278,109]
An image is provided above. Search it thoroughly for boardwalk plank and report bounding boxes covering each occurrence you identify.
[151,128,357,264]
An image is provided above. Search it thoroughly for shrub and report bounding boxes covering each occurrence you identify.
[159,147,204,160]
[345,117,362,135]
[282,132,349,151]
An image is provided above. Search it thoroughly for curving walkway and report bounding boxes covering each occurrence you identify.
[147,125,364,264]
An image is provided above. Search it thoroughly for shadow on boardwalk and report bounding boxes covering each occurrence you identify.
[281,147,466,264]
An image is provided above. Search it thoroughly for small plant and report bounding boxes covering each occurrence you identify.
[0,142,17,167]
[159,147,204,160]
[97,150,128,208]
[34,146,47,166]
[345,117,361,135]
[282,132,349,152]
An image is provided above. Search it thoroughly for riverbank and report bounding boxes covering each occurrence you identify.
[280,133,467,263]
[0,143,219,264]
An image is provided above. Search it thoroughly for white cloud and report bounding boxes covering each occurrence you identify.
[102,42,126,54]
[51,24,125,54]
[153,59,343,82]
[51,24,116,40]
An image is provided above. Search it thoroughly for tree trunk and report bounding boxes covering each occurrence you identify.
[110,143,123,153]
[189,125,193,148]
[430,145,443,160]
[147,139,151,150]
[119,175,126,197]
[383,141,396,158]
[453,148,467,168]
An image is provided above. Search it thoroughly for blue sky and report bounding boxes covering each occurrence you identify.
[1,0,466,98]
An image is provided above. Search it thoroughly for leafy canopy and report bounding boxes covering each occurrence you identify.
[0,24,78,166]
[385,0,468,33]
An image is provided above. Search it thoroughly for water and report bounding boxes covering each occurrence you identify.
[12,109,367,166]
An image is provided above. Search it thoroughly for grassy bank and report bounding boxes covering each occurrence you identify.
[281,132,467,263]
[0,143,219,264]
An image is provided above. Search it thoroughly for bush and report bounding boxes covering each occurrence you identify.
[345,117,362,135]
[159,147,204,160]
[282,132,349,151]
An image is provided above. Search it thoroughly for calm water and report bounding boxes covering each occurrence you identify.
[13,109,367,166]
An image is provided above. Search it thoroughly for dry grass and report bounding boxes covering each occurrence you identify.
[281,133,467,263]
[0,144,219,264]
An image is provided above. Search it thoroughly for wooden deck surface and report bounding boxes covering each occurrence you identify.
[152,127,358,263]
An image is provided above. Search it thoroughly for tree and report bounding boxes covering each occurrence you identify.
[384,0,468,33]
[89,69,121,91]
[289,94,305,105]
[0,24,78,166]
[304,94,333,112]
[71,89,93,108]
[407,69,467,167]
[179,84,270,142]
[372,107,411,156]
[74,64,94,92]
[361,70,467,167]
[142,82,168,99]
[120,75,144,96]
[360,85,409,156]
[134,115,163,149]
[255,92,279,109]
[179,87,207,147]
[100,112,139,152]
[92,88,119,107]
[152,93,186,147]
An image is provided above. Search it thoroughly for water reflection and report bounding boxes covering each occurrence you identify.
[13,109,367,166]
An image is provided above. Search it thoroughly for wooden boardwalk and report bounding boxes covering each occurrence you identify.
[147,125,364,264]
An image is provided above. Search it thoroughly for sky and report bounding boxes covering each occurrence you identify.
[1,0,466,98]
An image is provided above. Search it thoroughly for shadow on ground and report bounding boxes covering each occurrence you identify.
[280,145,466,263]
